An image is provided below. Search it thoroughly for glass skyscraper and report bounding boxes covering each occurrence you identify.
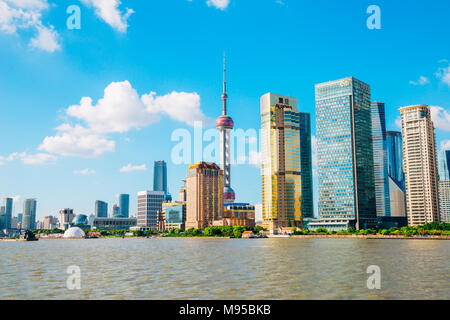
[299,112,314,219]
[438,150,450,181]
[119,194,129,218]
[386,131,407,218]
[153,160,168,193]
[371,102,391,217]
[95,200,108,218]
[315,77,376,230]
[22,199,37,230]
[260,93,302,230]
[1,198,12,230]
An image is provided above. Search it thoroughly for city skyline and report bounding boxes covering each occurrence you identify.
[1,1,450,221]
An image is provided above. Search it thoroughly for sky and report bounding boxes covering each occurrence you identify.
[0,0,449,220]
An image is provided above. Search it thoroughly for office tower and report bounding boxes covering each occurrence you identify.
[112,204,121,217]
[22,199,37,230]
[179,180,187,202]
[162,202,186,230]
[95,200,108,218]
[119,194,130,218]
[371,102,391,218]
[386,131,407,217]
[439,181,450,222]
[0,206,5,230]
[260,93,302,231]
[299,112,314,219]
[216,56,235,204]
[137,190,165,230]
[315,77,376,230]
[0,198,12,229]
[43,216,58,230]
[59,208,74,230]
[438,150,450,181]
[185,162,224,229]
[153,161,168,193]
[399,105,440,226]
[17,213,22,223]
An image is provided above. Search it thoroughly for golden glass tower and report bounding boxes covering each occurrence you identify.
[260,93,302,231]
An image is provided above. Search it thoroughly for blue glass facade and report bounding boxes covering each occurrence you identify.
[438,150,450,181]
[371,102,391,217]
[22,199,36,230]
[153,160,168,193]
[119,194,129,218]
[299,112,314,219]
[315,77,376,229]
[386,131,405,190]
[95,200,108,218]
[0,198,12,229]
[165,205,185,224]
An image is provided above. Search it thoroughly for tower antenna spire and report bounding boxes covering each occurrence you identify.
[222,52,227,115]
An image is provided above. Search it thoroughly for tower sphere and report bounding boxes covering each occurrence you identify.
[216,115,234,130]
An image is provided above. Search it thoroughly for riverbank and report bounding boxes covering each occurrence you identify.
[291,234,450,240]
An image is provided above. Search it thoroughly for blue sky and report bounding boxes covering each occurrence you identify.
[0,0,449,220]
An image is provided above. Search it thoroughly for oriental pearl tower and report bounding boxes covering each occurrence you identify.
[216,55,235,204]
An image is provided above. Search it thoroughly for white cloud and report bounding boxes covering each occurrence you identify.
[73,168,96,175]
[206,0,229,10]
[0,0,60,52]
[441,140,450,151]
[395,117,402,129]
[120,163,147,173]
[409,76,429,86]
[38,124,115,157]
[80,0,134,33]
[435,63,450,86]
[0,151,55,165]
[430,106,450,131]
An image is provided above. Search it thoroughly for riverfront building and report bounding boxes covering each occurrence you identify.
[371,102,391,218]
[91,217,137,230]
[95,200,108,218]
[260,93,302,231]
[137,190,165,230]
[161,202,186,230]
[0,198,13,230]
[438,150,450,181]
[399,105,440,226]
[214,203,255,228]
[315,77,377,230]
[185,162,224,229]
[22,199,37,230]
[58,208,74,230]
[43,216,58,230]
[119,194,130,218]
[299,112,314,219]
[154,160,168,193]
[386,131,407,218]
[438,150,450,222]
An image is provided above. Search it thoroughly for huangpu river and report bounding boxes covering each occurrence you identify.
[0,238,449,300]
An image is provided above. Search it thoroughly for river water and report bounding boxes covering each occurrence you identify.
[0,238,448,299]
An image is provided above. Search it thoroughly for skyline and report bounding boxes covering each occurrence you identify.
[1,0,450,220]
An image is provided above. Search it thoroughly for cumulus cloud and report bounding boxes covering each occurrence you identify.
[206,0,230,10]
[435,63,450,86]
[0,151,56,165]
[38,124,116,157]
[409,76,429,86]
[430,106,450,131]
[80,0,134,32]
[441,140,450,151]
[120,163,147,173]
[73,168,96,175]
[0,0,60,52]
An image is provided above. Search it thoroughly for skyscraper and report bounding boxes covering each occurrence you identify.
[119,194,130,218]
[315,77,376,230]
[59,208,74,230]
[216,56,235,204]
[438,150,450,181]
[386,131,407,218]
[22,199,37,230]
[371,102,391,217]
[137,190,165,230]
[112,204,121,217]
[153,160,168,193]
[185,162,224,229]
[299,112,314,219]
[1,198,12,230]
[95,200,108,218]
[260,93,302,230]
[399,105,440,226]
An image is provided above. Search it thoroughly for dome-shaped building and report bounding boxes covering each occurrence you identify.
[63,227,86,239]
[72,214,88,225]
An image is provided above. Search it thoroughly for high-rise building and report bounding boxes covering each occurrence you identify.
[58,208,74,230]
[95,200,108,218]
[315,77,376,230]
[1,198,12,230]
[22,199,37,230]
[399,105,440,226]
[260,93,302,230]
[216,56,235,204]
[386,131,407,218]
[185,162,224,229]
[438,150,450,181]
[153,161,168,193]
[119,194,130,218]
[137,191,165,230]
[43,216,58,230]
[299,112,314,219]
[371,102,391,218]
[179,180,187,202]
[112,204,121,217]
[439,181,450,223]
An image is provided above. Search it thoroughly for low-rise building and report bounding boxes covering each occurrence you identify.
[213,203,255,228]
[91,217,137,230]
